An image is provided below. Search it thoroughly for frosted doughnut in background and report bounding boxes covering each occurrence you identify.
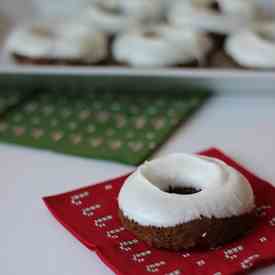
[169,0,262,34]
[225,22,275,68]
[113,26,213,67]
[5,20,108,63]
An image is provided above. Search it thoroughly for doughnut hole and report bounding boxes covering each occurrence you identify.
[166,186,202,195]
[143,31,159,39]
[97,2,122,15]
[209,1,221,12]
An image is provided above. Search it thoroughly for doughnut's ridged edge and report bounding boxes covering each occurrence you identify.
[119,208,256,251]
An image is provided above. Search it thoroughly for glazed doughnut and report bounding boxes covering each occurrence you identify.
[6,20,108,65]
[118,153,255,250]
[86,0,162,34]
[225,22,275,68]
[112,25,213,67]
[168,0,260,34]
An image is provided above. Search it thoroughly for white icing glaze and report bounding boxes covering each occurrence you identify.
[112,25,213,67]
[6,20,108,63]
[118,153,255,227]
[225,22,275,68]
[218,0,259,19]
[85,0,162,34]
[169,0,260,34]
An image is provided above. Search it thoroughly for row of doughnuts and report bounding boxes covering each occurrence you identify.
[5,0,275,68]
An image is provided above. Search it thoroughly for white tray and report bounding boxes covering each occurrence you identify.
[1,0,275,93]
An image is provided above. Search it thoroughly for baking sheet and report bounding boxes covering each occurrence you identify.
[1,0,275,93]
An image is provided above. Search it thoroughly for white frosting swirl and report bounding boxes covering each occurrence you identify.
[85,0,162,34]
[5,20,108,63]
[118,154,255,227]
[112,25,213,67]
[225,22,275,68]
[169,0,260,34]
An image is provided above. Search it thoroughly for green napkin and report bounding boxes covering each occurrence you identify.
[0,90,33,115]
[0,89,209,165]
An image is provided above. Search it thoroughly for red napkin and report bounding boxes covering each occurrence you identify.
[43,148,275,275]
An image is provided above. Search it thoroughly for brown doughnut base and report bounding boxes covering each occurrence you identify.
[12,53,111,66]
[209,50,243,69]
[12,53,201,68]
[119,209,255,251]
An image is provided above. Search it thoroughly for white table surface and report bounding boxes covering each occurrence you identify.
[1,94,275,275]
